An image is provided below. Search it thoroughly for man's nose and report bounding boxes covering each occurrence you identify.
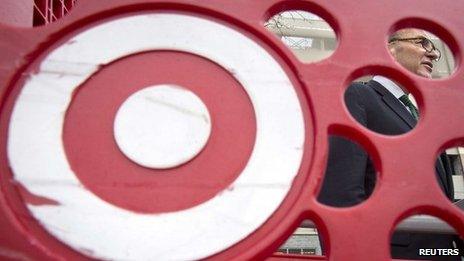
[426,48,439,61]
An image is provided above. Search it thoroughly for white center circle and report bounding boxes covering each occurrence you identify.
[113,84,212,169]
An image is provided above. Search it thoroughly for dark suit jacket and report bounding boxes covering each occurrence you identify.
[318,80,458,260]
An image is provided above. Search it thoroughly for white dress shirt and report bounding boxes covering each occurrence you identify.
[372,75,413,113]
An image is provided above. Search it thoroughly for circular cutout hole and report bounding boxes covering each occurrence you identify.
[265,10,337,63]
[438,146,464,203]
[277,219,324,256]
[344,75,419,135]
[387,28,456,79]
[318,134,377,208]
[391,214,463,259]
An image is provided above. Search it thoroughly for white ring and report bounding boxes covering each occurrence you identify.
[113,84,212,169]
[8,14,305,260]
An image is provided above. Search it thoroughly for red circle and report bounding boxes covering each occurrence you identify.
[63,51,256,214]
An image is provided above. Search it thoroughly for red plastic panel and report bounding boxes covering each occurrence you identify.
[0,0,462,260]
[0,0,34,27]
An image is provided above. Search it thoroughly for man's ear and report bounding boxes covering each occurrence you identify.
[388,44,397,59]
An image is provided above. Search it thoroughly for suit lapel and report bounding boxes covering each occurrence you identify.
[368,80,453,199]
[436,157,450,197]
[438,153,454,199]
[368,81,417,129]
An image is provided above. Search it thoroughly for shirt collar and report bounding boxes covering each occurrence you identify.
[372,75,407,99]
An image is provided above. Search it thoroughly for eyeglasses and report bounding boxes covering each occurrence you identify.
[389,37,441,61]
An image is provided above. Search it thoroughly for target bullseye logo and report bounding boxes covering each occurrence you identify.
[6,13,306,260]
[114,84,212,169]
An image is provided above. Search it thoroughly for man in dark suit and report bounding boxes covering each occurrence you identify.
[318,28,460,260]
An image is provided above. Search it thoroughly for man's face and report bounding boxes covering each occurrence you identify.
[388,29,439,78]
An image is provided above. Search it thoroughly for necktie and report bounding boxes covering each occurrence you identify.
[399,95,419,120]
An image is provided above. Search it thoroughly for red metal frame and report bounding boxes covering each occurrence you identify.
[33,0,77,26]
[0,0,463,260]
